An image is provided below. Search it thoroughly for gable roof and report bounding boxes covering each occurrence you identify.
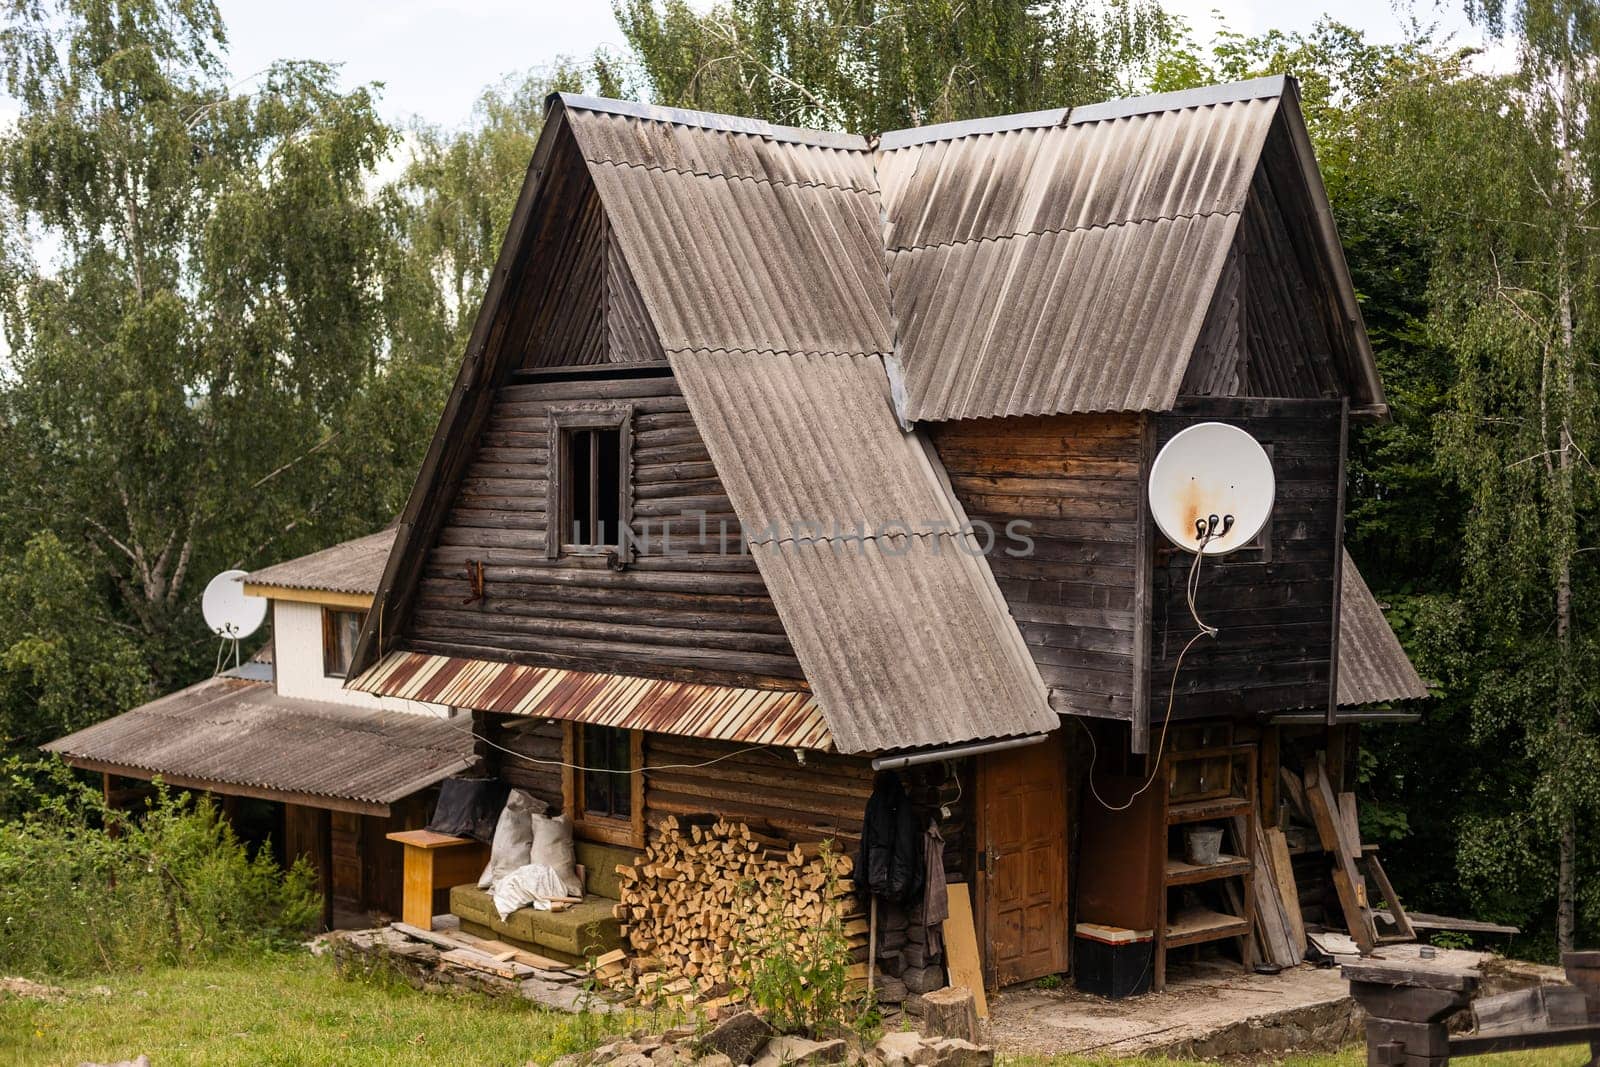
[245,529,395,599]
[1337,550,1430,706]
[351,78,1393,752]
[43,674,474,816]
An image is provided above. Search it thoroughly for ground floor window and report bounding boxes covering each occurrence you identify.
[563,723,644,847]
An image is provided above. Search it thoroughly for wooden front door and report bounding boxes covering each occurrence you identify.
[978,737,1070,986]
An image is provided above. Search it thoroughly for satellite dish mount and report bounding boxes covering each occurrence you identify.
[202,569,268,674]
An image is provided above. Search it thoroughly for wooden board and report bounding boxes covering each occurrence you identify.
[1304,757,1376,952]
[1237,815,1298,967]
[1265,827,1307,953]
[942,883,988,1019]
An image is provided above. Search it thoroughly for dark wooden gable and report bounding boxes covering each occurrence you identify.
[515,127,665,370]
[351,102,788,688]
[1181,108,1362,404]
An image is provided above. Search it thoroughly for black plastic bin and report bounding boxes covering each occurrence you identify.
[1073,923,1153,999]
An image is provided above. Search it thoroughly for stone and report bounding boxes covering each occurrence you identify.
[609,1054,656,1067]
[549,1054,590,1067]
[871,1033,992,1067]
[694,1055,733,1067]
[919,987,978,1044]
[874,1031,925,1067]
[700,1010,774,1066]
[913,1038,992,1067]
[901,965,946,995]
[752,1036,848,1067]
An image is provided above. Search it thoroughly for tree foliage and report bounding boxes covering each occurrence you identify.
[0,0,438,707]
[609,0,1175,133]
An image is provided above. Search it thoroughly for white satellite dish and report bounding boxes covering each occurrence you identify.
[202,569,267,639]
[1148,422,1275,556]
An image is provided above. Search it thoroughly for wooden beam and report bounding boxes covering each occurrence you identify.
[58,757,391,817]
[242,584,373,611]
[1327,397,1348,725]
[1131,414,1155,754]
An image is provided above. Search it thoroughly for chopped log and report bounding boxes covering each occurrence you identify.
[920,987,979,1043]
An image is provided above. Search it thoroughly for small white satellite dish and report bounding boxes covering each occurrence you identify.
[1148,422,1275,556]
[202,569,267,639]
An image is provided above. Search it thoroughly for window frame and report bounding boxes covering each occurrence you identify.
[561,722,645,848]
[321,608,367,678]
[546,404,633,560]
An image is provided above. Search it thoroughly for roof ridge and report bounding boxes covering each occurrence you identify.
[553,92,868,152]
[584,154,872,194]
[875,76,1288,150]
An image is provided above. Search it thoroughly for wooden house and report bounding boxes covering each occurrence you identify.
[346,77,1428,990]
[44,531,471,928]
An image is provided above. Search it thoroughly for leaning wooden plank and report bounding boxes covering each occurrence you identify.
[1231,816,1291,967]
[1279,767,1311,823]
[1337,791,1362,856]
[1304,759,1377,953]
[942,883,988,1019]
[392,921,471,952]
[1363,852,1417,943]
[1406,912,1521,936]
[1265,827,1308,954]
[1250,817,1301,966]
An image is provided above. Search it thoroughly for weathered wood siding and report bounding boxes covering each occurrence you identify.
[1149,397,1343,719]
[516,128,665,370]
[1180,122,1345,401]
[479,717,973,877]
[932,416,1144,720]
[408,374,803,689]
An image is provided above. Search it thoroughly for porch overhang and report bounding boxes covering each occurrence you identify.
[349,650,834,751]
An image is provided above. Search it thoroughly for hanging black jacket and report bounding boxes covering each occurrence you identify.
[857,771,923,903]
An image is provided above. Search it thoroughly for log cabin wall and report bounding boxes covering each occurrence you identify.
[406,373,804,690]
[931,415,1144,722]
[1149,397,1343,720]
[477,715,973,877]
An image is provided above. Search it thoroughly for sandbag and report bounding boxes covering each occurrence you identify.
[426,777,507,843]
[529,813,584,898]
[477,789,549,890]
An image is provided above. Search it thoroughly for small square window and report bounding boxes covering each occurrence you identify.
[322,609,365,678]
[546,406,632,560]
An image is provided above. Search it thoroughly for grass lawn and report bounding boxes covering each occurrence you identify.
[3,952,1594,1067]
[0,950,640,1067]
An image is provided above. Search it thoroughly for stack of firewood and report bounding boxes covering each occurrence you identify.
[602,816,866,1005]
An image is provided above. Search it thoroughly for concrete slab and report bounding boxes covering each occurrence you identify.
[986,946,1532,1060]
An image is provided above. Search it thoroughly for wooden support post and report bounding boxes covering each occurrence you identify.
[1562,950,1600,1067]
[1343,962,1478,1067]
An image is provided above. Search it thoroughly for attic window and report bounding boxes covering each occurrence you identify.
[547,406,633,558]
[323,609,365,678]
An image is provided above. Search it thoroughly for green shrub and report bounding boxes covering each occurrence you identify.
[729,844,876,1040]
[0,758,319,978]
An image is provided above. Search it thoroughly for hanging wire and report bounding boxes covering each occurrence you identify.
[434,712,790,774]
[1081,530,1220,812]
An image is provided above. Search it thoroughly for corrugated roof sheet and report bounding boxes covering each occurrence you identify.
[246,529,395,597]
[567,104,892,360]
[42,675,474,810]
[879,98,1275,420]
[352,650,832,751]
[1338,550,1429,706]
[670,350,1054,754]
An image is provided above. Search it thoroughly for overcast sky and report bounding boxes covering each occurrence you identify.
[210,0,1496,132]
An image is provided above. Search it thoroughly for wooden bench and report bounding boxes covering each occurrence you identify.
[386,829,490,930]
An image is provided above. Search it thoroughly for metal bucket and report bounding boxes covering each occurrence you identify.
[1184,826,1225,866]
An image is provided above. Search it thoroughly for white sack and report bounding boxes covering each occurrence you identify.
[492,862,571,920]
